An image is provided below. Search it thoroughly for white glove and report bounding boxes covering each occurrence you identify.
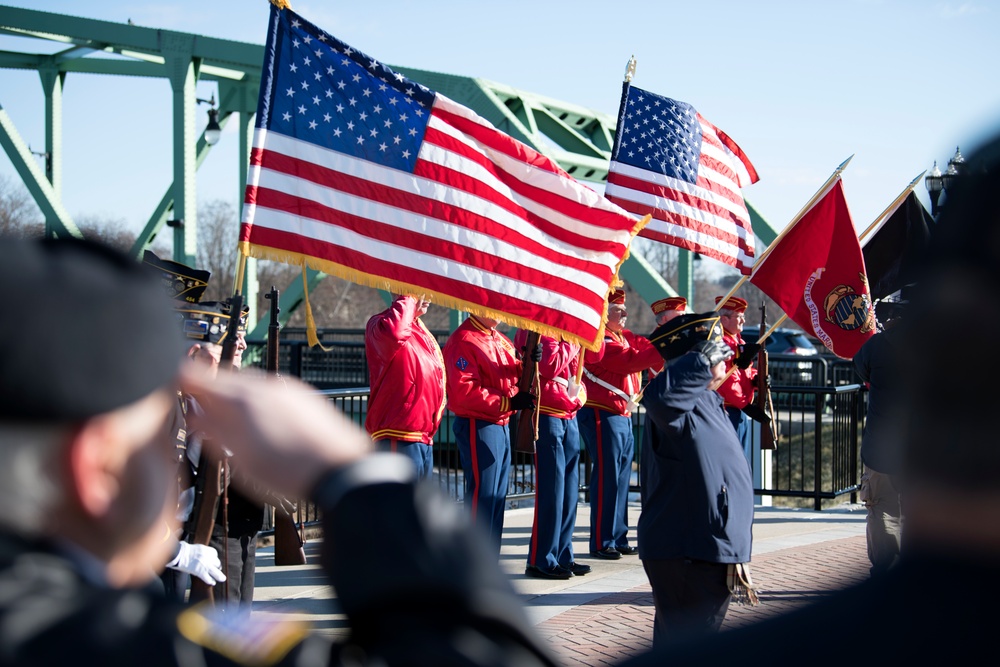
[167,541,227,585]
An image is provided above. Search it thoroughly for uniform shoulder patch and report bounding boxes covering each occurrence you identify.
[455,356,469,370]
[176,604,309,665]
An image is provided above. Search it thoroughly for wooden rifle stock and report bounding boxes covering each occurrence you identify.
[753,301,780,449]
[264,286,307,566]
[186,448,224,603]
[513,330,540,454]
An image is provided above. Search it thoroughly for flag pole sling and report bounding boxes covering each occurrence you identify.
[712,155,855,311]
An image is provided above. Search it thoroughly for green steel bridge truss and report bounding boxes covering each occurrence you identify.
[0,5,777,335]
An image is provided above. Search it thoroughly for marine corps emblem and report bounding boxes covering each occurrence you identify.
[822,274,876,334]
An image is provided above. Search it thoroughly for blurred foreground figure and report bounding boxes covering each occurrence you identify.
[620,134,1000,665]
[0,237,556,666]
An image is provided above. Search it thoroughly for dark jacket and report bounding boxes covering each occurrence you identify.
[853,328,903,474]
[0,455,556,667]
[637,352,754,563]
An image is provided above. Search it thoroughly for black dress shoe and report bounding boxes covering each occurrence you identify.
[562,562,592,576]
[589,547,622,560]
[525,565,573,580]
[616,545,638,556]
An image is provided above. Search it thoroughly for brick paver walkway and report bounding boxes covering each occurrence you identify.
[538,535,869,666]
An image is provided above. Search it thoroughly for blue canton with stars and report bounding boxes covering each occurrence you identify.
[259,7,438,173]
[611,85,703,184]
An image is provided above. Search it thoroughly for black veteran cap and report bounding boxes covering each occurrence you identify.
[648,312,724,361]
[0,237,186,422]
[142,250,211,304]
[176,299,248,345]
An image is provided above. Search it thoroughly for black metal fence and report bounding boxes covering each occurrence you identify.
[251,333,868,531]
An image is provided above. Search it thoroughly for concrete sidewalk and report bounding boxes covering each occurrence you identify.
[252,502,869,665]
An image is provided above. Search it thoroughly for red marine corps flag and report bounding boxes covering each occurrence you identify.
[239,3,646,351]
[749,166,875,359]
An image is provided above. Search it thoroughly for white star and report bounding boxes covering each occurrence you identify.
[325,89,334,98]
[352,73,361,83]
[313,95,321,105]
[308,120,318,129]
[372,104,382,114]
[290,63,298,73]
[318,34,327,42]
[286,87,295,97]
[357,136,364,145]
[337,80,347,90]
[414,109,424,117]
[314,72,322,81]
[301,81,309,90]
[327,66,335,75]
[333,127,342,137]
[362,88,372,98]
[291,19,301,28]
[369,128,378,137]
[336,103,344,113]
[346,121,355,130]
[393,135,401,144]
[369,58,378,70]
[384,119,393,128]
[394,72,404,82]
[343,47,353,56]
[408,128,417,136]
[379,142,388,151]
[341,57,350,66]
[323,113,332,122]
[298,105,306,114]
[303,56,311,67]
[315,48,323,58]
[389,97,399,106]
[401,149,411,159]
[399,112,408,122]
[282,111,291,121]
[348,97,357,107]
[378,83,388,92]
[292,38,300,48]
[303,35,312,45]
[358,111,368,121]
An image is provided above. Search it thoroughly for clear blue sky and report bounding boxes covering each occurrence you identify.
[2,0,999,251]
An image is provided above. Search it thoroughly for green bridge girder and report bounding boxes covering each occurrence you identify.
[0,5,779,334]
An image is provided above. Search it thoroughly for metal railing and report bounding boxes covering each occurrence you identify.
[251,337,868,532]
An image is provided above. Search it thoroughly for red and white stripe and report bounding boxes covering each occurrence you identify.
[604,113,758,275]
[242,94,641,349]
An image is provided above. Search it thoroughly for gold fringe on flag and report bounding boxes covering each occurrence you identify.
[269,0,292,10]
[239,241,623,351]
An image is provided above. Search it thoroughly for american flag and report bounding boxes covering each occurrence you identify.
[604,84,758,274]
[240,5,645,350]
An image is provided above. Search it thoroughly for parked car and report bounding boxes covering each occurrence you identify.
[742,327,819,386]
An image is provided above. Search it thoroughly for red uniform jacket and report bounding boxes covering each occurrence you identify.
[443,316,522,425]
[716,329,758,410]
[513,331,587,419]
[365,296,446,444]
[581,328,663,417]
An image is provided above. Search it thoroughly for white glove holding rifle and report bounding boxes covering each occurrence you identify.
[167,541,227,586]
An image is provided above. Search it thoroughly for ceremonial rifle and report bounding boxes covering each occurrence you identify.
[752,301,780,449]
[265,287,308,566]
[513,330,540,454]
[187,293,244,603]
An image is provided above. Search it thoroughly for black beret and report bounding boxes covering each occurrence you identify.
[648,312,724,361]
[0,237,186,423]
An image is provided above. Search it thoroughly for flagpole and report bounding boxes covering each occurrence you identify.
[712,155,855,311]
[857,171,926,245]
[232,248,248,297]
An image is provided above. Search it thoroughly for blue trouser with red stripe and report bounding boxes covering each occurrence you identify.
[577,407,633,552]
[527,414,581,570]
[453,416,510,553]
[373,438,434,479]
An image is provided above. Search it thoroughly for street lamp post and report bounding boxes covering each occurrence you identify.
[925,147,964,218]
